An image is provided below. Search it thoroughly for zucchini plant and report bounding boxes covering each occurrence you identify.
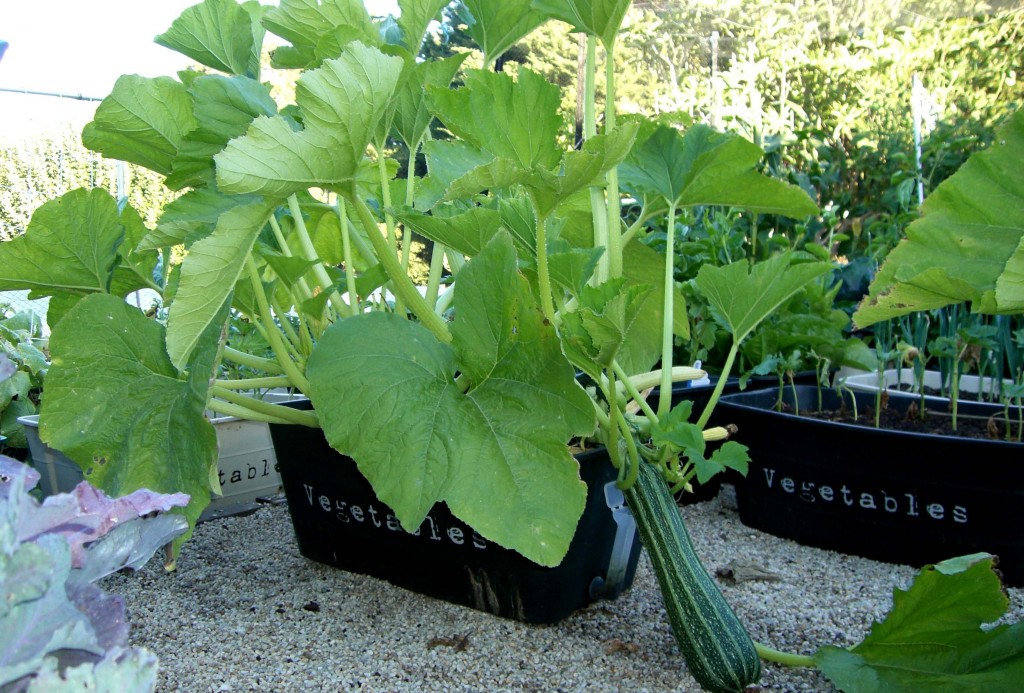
[0,0,1021,690]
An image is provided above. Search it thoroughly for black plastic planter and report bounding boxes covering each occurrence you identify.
[268,401,642,623]
[718,385,1024,587]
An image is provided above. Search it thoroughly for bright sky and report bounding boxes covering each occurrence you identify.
[0,0,399,141]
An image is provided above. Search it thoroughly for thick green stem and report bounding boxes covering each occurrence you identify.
[222,346,284,375]
[245,256,311,392]
[535,211,558,325]
[695,341,741,430]
[754,642,815,668]
[658,201,679,418]
[346,192,452,343]
[267,214,314,303]
[603,39,623,280]
[287,195,348,315]
[426,242,447,308]
[611,360,661,424]
[582,35,611,286]
[336,196,360,318]
[207,390,319,427]
[215,376,293,390]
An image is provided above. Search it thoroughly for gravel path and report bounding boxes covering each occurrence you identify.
[103,487,1023,692]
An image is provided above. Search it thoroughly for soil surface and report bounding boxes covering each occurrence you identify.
[791,392,1023,442]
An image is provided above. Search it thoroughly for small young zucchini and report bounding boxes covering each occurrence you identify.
[625,461,762,693]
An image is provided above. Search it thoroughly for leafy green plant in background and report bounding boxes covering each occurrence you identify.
[0,304,46,453]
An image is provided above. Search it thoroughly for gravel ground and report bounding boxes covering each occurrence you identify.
[103,487,1023,692]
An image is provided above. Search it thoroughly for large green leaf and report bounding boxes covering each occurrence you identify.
[307,233,594,565]
[155,0,265,78]
[533,0,632,48]
[392,206,503,258]
[167,74,279,190]
[815,554,1024,692]
[530,124,638,217]
[263,0,378,69]
[141,188,264,250]
[620,123,818,218]
[695,253,834,343]
[395,0,448,53]
[0,188,125,298]
[82,75,198,176]
[40,294,227,548]
[460,0,548,64]
[391,53,467,152]
[428,68,563,172]
[216,42,403,196]
[854,108,1024,327]
[166,200,276,369]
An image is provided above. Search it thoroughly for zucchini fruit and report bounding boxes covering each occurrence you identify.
[625,461,762,693]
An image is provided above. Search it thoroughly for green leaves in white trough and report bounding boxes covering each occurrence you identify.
[40,294,228,551]
[854,107,1024,327]
[695,253,834,344]
[620,123,819,218]
[216,42,404,197]
[82,75,198,176]
[307,233,594,566]
[814,553,1024,692]
[155,0,266,78]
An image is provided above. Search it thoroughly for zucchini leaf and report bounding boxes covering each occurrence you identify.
[695,253,834,344]
[459,0,548,65]
[815,553,1024,692]
[165,200,276,369]
[215,42,403,197]
[154,0,265,78]
[40,295,230,554]
[0,188,131,302]
[533,0,633,48]
[82,76,198,176]
[619,123,819,218]
[307,232,594,566]
[854,108,1024,326]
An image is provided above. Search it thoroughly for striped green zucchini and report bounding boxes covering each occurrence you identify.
[625,461,762,693]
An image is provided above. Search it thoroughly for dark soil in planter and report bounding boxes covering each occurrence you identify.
[784,392,1021,442]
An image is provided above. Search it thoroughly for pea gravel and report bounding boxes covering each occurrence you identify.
[103,486,1023,692]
